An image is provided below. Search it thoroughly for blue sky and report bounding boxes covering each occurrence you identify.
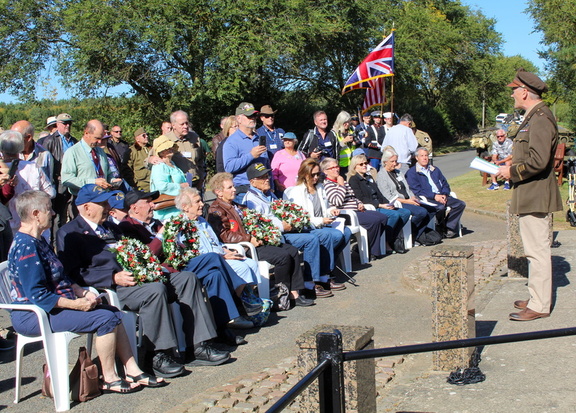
[0,0,547,104]
[462,0,547,72]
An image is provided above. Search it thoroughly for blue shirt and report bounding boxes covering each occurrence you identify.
[223,129,269,187]
[256,125,286,157]
[59,132,75,153]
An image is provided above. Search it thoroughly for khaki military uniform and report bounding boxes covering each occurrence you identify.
[414,129,432,155]
[509,101,562,313]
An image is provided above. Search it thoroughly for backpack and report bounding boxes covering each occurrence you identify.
[417,227,443,246]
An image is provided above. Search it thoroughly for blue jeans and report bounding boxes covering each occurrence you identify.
[376,207,411,242]
[310,227,351,274]
[283,232,321,282]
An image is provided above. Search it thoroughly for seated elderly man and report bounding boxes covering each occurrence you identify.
[56,184,231,379]
[117,188,261,344]
[243,163,346,298]
[405,148,466,238]
[487,129,513,191]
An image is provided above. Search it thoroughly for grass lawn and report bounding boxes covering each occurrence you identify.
[448,171,574,231]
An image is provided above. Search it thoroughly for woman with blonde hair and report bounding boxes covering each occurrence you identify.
[331,111,356,176]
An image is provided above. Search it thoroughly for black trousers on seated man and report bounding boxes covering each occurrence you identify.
[427,196,466,235]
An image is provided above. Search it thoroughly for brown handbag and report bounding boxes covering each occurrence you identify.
[152,194,176,210]
[70,346,101,402]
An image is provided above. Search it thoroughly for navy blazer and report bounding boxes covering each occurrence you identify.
[56,216,123,289]
[405,164,451,200]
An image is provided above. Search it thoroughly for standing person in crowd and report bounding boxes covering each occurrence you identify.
[299,111,338,160]
[497,69,562,321]
[383,111,394,134]
[211,116,228,156]
[42,113,78,238]
[244,163,346,298]
[270,132,305,195]
[382,113,418,173]
[411,121,433,164]
[61,120,122,200]
[223,102,268,202]
[215,115,239,173]
[109,125,130,162]
[355,112,372,150]
[321,157,388,259]
[160,121,172,136]
[37,116,57,146]
[154,111,205,192]
[208,172,313,308]
[0,130,55,235]
[0,166,14,262]
[10,190,164,393]
[150,136,188,221]
[331,111,356,176]
[365,111,386,170]
[11,120,54,183]
[488,129,513,190]
[122,127,152,192]
[256,105,285,158]
[377,146,434,241]
[348,154,411,254]
[406,147,466,238]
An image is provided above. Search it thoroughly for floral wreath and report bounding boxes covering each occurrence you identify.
[241,209,282,246]
[162,213,200,270]
[113,237,166,286]
[270,200,310,232]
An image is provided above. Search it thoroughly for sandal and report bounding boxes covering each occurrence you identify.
[126,373,168,388]
[101,378,142,394]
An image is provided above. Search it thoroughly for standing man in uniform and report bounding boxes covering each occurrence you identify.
[497,69,562,321]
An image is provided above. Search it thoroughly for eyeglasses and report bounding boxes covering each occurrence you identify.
[262,114,275,118]
[357,162,368,166]
[496,134,506,138]
[326,165,340,170]
[112,130,122,133]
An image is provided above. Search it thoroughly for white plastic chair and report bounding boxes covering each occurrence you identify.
[0,261,93,412]
[102,288,140,359]
[338,210,370,264]
[224,242,271,300]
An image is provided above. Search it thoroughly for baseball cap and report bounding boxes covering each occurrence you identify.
[108,191,127,210]
[236,102,259,116]
[75,184,118,205]
[246,162,271,180]
[56,113,73,122]
[123,190,160,209]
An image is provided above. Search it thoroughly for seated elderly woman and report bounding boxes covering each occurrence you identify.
[150,135,189,221]
[175,186,260,286]
[286,158,352,272]
[9,190,164,393]
[347,154,411,254]
[207,172,314,308]
[320,157,388,259]
[376,146,435,241]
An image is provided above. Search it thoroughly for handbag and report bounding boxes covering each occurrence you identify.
[70,346,101,402]
[152,194,176,210]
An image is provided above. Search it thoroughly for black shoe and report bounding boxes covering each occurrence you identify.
[444,230,458,239]
[215,328,248,346]
[0,337,14,351]
[152,352,185,378]
[187,342,231,366]
[294,296,315,307]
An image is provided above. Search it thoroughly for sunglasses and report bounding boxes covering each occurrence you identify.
[246,114,259,120]
[262,114,275,118]
[60,121,72,125]
[496,134,506,138]
[112,130,122,133]
[357,162,368,166]
[311,172,321,177]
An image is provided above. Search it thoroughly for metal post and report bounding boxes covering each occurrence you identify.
[317,330,345,412]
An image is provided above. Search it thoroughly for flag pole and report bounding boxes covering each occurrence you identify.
[389,26,395,117]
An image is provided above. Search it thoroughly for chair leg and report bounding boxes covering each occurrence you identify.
[45,334,76,412]
[13,337,26,404]
[357,229,370,264]
[403,217,413,249]
[257,261,270,300]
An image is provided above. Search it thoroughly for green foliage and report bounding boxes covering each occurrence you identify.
[0,0,545,143]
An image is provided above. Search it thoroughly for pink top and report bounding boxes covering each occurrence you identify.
[271,149,306,188]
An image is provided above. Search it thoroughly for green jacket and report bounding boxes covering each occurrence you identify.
[509,101,562,214]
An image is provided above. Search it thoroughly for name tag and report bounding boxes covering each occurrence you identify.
[270,144,278,150]
[181,151,192,158]
[324,141,332,147]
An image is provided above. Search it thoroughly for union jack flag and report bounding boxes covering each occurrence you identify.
[342,31,395,95]
[362,77,386,114]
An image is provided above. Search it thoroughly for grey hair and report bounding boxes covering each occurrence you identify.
[170,110,189,124]
[0,130,24,155]
[319,157,338,171]
[399,114,413,123]
[15,190,51,222]
[381,145,398,162]
[416,147,429,156]
[175,186,200,211]
[208,172,234,192]
[332,111,351,135]
[348,154,368,177]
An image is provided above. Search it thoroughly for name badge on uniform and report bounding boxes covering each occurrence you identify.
[181,151,192,158]
[324,141,332,147]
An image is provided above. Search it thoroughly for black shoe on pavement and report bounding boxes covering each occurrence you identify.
[294,296,315,307]
[187,342,231,366]
[152,351,185,378]
[216,328,248,346]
